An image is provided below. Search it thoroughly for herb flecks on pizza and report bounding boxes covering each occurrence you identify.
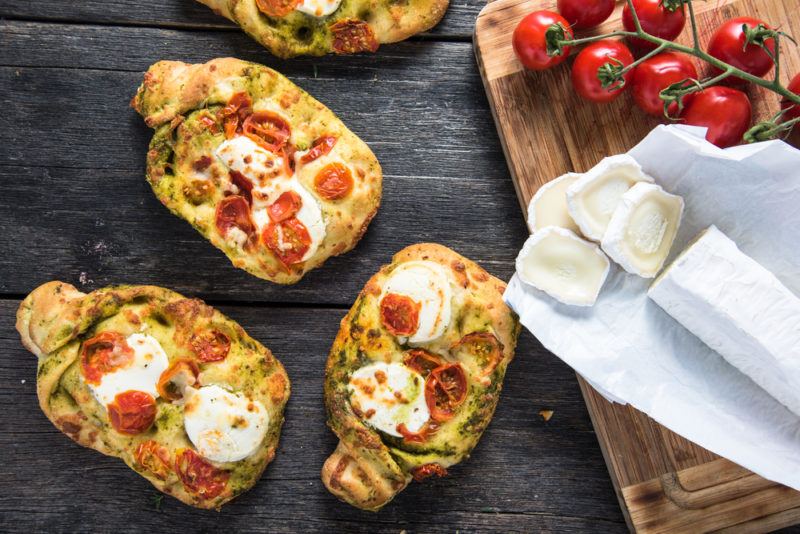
[321,243,520,510]
[16,281,290,510]
[197,0,449,57]
[132,58,382,284]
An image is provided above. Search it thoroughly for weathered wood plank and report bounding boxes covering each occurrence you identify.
[0,0,481,39]
[0,22,524,304]
[0,300,626,531]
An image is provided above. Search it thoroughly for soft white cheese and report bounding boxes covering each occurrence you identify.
[296,0,342,17]
[566,154,654,242]
[215,136,285,185]
[516,226,610,307]
[527,172,582,234]
[649,226,800,415]
[347,362,429,437]
[183,385,269,463]
[601,183,684,278]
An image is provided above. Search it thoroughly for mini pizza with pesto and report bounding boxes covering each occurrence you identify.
[321,243,520,510]
[16,281,290,509]
[132,58,382,284]
[196,0,449,57]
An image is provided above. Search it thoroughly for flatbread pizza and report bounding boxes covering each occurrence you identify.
[321,243,520,510]
[132,58,381,284]
[16,281,290,510]
[197,0,449,57]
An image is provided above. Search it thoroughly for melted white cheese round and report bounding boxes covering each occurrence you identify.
[215,136,285,185]
[381,261,453,344]
[183,385,269,463]
[347,362,429,437]
[296,0,341,17]
[88,333,169,406]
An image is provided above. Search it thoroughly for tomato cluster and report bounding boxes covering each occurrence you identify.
[511,1,796,148]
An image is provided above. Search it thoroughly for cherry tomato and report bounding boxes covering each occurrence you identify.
[242,111,291,153]
[255,0,300,17]
[707,17,775,84]
[80,331,134,385]
[219,92,252,139]
[134,440,172,480]
[330,19,379,54]
[314,162,354,200]
[300,136,337,164]
[268,191,303,223]
[425,363,468,422]
[571,40,634,103]
[379,293,421,337]
[452,332,504,377]
[781,73,800,122]
[157,359,200,401]
[190,330,232,363]
[622,0,686,50]
[396,421,439,443]
[175,448,230,500]
[632,52,698,116]
[262,217,312,266]
[557,0,614,30]
[215,195,255,240]
[412,463,448,482]
[680,86,751,148]
[229,171,253,205]
[403,349,445,377]
[107,390,157,435]
[512,10,574,71]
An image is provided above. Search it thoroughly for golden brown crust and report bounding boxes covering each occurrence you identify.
[321,243,520,510]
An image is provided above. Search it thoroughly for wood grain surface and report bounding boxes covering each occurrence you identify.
[0,1,632,532]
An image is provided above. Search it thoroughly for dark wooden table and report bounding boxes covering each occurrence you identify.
[0,1,628,531]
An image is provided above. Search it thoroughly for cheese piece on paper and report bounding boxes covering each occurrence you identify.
[526,173,582,234]
[602,183,684,278]
[649,226,800,415]
[566,154,654,241]
[515,226,610,306]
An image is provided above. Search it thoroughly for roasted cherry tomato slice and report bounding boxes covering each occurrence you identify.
[134,440,172,480]
[242,111,291,153]
[268,190,303,223]
[396,421,439,443]
[219,92,252,139]
[425,363,468,423]
[632,52,698,117]
[781,73,800,122]
[190,330,232,363]
[107,390,157,435]
[512,10,573,71]
[229,171,253,205]
[80,331,134,385]
[314,162,354,200]
[157,359,200,400]
[557,0,614,30]
[175,448,230,500]
[215,195,255,239]
[707,17,775,83]
[680,86,751,148]
[412,463,448,482]
[404,349,445,377]
[255,0,301,17]
[330,19,379,54]
[622,0,685,50]
[379,293,421,337]
[300,136,337,164]
[571,39,634,103]
[452,332,504,377]
[263,217,312,266]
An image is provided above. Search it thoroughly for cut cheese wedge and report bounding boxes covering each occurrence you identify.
[649,226,800,415]
[516,226,610,306]
[601,183,684,278]
[566,154,654,242]
[527,173,581,234]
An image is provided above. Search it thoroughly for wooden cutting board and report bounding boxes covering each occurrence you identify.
[474,0,800,532]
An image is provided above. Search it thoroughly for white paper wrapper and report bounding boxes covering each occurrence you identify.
[504,125,800,490]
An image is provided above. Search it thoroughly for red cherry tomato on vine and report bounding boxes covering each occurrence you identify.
[707,17,775,84]
[680,86,751,148]
[513,10,573,71]
[557,0,614,30]
[632,52,698,116]
[622,0,686,51]
[571,40,635,103]
[781,73,800,122]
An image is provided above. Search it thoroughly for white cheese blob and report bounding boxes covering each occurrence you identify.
[566,154,654,241]
[296,0,342,17]
[516,226,610,307]
[183,385,269,463]
[215,136,285,185]
[527,172,582,234]
[649,226,800,416]
[380,261,453,344]
[347,362,429,437]
[88,333,170,407]
[601,183,684,278]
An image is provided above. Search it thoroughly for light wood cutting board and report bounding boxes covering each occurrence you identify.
[474,0,800,531]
